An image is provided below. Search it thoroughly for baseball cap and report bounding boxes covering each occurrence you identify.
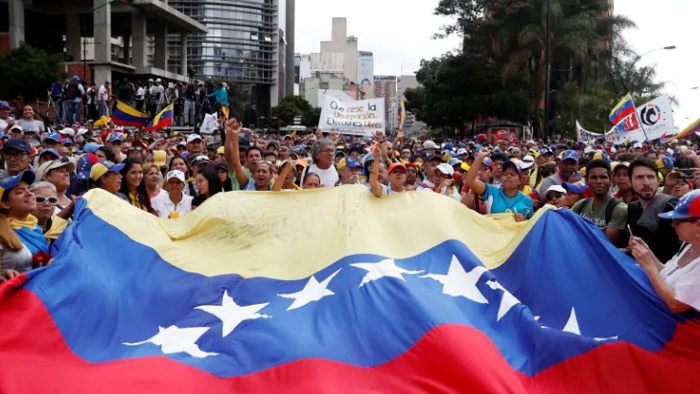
[108,133,123,143]
[63,138,74,146]
[35,158,76,181]
[0,101,9,109]
[0,171,35,201]
[187,134,203,144]
[502,160,522,175]
[166,170,186,183]
[656,157,674,170]
[39,148,60,159]
[90,160,125,181]
[83,142,100,154]
[482,157,494,169]
[659,190,700,220]
[545,184,567,195]
[190,154,209,166]
[436,163,455,176]
[2,138,32,154]
[561,150,579,162]
[388,162,407,174]
[44,132,62,143]
[563,181,589,195]
[153,150,167,167]
[423,140,439,150]
[337,157,362,170]
[59,127,76,137]
[8,125,23,134]
[592,151,611,162]
[76,153,100,180]
[612,161,630,172]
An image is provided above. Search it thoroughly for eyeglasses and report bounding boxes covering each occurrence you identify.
[127,147,143,153]
[545,192,564,201]
[3,151,28,159]
[36,196,58,204]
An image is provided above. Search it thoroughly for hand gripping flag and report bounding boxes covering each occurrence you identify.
[145,104,174,132]
[112,100,150,127]
[1,187,699,393]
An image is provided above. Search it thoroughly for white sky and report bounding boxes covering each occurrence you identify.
[295,0,699,128]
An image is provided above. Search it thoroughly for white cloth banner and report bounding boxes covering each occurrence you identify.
[318,96,385,136]
[605,95,674,144]
[200,112,219,134]
[576,121,603,144]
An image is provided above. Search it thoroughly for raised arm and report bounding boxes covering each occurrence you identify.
[464,148,489,196]
[369,147,382,198]
[273,160,294,192]
[225,118,249,187]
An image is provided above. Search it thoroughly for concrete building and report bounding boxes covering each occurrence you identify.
[167,0,293,110]
[397,75,419,99]
[374,75,397,131]
[0,0,207,85]
[320,17,358,84]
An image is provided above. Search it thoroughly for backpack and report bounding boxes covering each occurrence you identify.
[580,197,623,227]
[65,82,81,100]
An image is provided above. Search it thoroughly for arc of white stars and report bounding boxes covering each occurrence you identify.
[486,280,521,321]
[350,259,423,287]
[195,290,271,338]
[123,325,218,359]
[420,255,488,304]
[278,269,342,310]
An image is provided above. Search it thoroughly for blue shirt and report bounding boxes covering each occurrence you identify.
[482,184,534,218]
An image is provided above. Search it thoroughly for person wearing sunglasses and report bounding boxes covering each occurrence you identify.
[630,189,700,313]
[29,182,64,235]
[35,158,75,213]
[543,185,567,208]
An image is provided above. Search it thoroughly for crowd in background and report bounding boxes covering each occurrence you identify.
[0,88,697,314]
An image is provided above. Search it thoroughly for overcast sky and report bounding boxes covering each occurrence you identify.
[295,0,699,129]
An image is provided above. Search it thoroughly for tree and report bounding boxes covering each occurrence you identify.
[424,0,665,138]
[269,96,319,130]
[0,44,66,103]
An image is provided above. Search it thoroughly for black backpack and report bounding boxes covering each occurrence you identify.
[65,82,81,100]
[580,197,623,227]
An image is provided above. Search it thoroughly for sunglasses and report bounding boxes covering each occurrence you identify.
[36,196,58,204]
[545,192,564,201]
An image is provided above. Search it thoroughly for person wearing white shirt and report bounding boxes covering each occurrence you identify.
[97,81,111,117]
[300,139,339,188]
[151,170,193,219]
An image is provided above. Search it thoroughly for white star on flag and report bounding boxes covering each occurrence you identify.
[421,255,489,304]
[562,307,581,335]
[486,280,521,321]
[195,290,271,337]
[350,259,423,287]
[278,269,342,311]
[123,325,218,359]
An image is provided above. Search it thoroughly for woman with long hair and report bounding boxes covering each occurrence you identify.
[143,163,165,203]
[167,155,199,197]
[119,158,154,214]
[192,167,223,208]
[0,171,50,280]
[88,160,127,201]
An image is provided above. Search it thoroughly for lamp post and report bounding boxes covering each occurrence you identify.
[623,45,676,93]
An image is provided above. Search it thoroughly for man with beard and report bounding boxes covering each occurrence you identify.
[336,157,362,185]
[625,159,681,262]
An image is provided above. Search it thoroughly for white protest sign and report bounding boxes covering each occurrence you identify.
[318,95,385,136]
[576,121,603,144]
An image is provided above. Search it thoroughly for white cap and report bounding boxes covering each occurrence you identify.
[517,158,535,170]
[77,127,89,136]
[633,142,643,149]
[436,163,455,176]
[59,127,75,137]
[187,134,203,143]
[423,140,439,150]
[522,155,535,164]
[155,78,162,83]
[166,170,185,183]
[457,148,468,155]
[545,184,567,195]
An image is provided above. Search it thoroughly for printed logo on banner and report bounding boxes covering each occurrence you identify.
[640,103,662,127]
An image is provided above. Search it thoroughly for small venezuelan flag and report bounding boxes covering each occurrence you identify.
[145,104,174,132]
[608,93,636,126]
[112,100,150,127]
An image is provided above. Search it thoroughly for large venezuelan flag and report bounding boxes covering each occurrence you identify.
[145,104,174,132]
[112,100,151,127]
[1,187,699,393]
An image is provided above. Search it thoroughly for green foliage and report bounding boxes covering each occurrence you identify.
[269,96,319,130]
[417,0,665,138]
[0,44,66,103]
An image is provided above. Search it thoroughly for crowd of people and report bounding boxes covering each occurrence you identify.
[48,76,230,127]
[0,96,697,314]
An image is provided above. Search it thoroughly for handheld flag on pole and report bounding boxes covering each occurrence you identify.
[398,99,407,130]
[145,104,174,132]
[608,93,636,126]
[667,117,700,141]
[112,100,150,127]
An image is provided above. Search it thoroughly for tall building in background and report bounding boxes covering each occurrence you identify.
[168,0,288,111]
[374,75,397,131]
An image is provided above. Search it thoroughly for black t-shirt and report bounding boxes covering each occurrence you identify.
[192,194,207,208]
[628,194,682,263]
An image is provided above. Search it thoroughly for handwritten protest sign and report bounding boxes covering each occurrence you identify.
[318,96,385,136]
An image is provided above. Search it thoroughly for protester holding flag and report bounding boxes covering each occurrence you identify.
[630,189,700,313]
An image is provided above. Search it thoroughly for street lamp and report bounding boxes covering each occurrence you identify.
[623,45,676,94]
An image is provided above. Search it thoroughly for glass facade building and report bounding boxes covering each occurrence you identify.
[168,0,280,107]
